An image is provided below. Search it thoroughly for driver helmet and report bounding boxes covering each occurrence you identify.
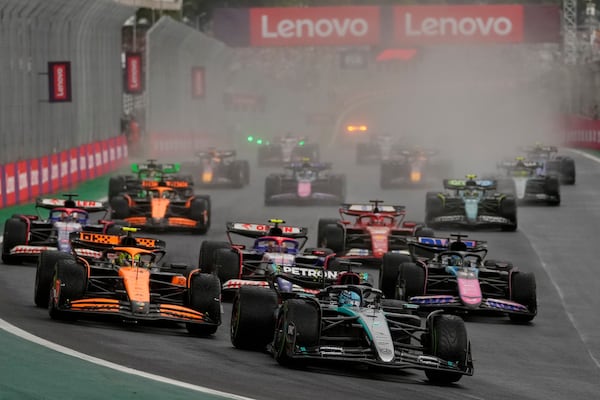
[266,240,280,253]
[448,255,463,267]
[117,252,140,267]
[338,290,361,308]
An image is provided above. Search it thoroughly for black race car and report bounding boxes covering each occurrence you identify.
[264,162,346,206]
[521,144,575,185]
[230,263,473,384]
[425,175,517,231]
[356,134,404,165]
[189,149,250,188]
[257,135,320,167]
[497,157,560,206]
[380,148,445,188]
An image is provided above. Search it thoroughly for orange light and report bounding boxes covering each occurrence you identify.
[202,171,213,183]
[346,125,368,133]
[171,276,187,286]
[410,171,422,183]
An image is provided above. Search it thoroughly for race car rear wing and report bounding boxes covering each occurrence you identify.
[519,145,558,154]
[407,236,488,260]
[36,197,107,212]
[197,150,236,159]
[226,221,309,240]
[340,203,406,217]
[132,161,181,174]
[284,162,332,171]
[443,179,496,190]
[70,231,166,251]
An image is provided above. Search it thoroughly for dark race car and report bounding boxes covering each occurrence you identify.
[497,157,561,206]
[425,175,517,231]
[34,228,221,335]
[386,234,537,323]
[521,144,575,185]
[196,219,378,295]
[2,194,116,265]
[230,263,474,384]
[380,148,446,189]
[257,135,320,167]
[356,134,404,165]
[264,162,346,206]
[110,179,210,234]
[108,160,194,201]
[187,149,250,188]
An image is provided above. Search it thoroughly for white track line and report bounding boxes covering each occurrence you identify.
[0,318,255,400]
[567,148,600,163]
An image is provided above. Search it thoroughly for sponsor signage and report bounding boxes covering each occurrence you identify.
[48,61,72,102]
[191,66,205,98]
[393,5,524,44]
[125,52,143,94]
[250,6,380,46]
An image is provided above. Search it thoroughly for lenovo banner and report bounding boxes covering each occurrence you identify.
[393,5,523,45]
[48,62,72,102]
[125,52,143,94]
[250,6,380,46]
[192,67,205,98]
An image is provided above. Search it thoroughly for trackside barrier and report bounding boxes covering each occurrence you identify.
[0,136,127,208]
[564,115,600,150]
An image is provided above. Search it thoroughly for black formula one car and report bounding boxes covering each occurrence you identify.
[230,264,473,384]
[108,160,194,201]
[356,134,405,165]
[386,234,537,323]
[264,162,346,206]
[110,179,210,234]
[257,135,320,167]
[425,175,517,231]
[187,149,250,188]
[521,144,575,185]
[380,148,446,188]
[497,157,561,206]
[2,194,115,265]
[34,228,221,335]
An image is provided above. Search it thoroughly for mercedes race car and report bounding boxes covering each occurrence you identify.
[264,162,346,206]
[521,144,575,185]
[387,234,537,323]
[34,228,221,335]
[497,157,561,206]
[425,175,517,231]
[108,160,194,201]
[257,135,320,167]
[187,149,250,188]
[2,194,116,265]
[230,266,473,384]
[380,148,445,188]
[110,179,210,234]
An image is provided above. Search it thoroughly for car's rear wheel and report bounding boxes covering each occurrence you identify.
[186,273,221,335]
[509,271,537,323]
[2,218,27,265]
[322,224,345,254]
[198,240,231,274]
[110,196,130,220]
[190,196,211,234]
[381,253,411,299]
[214,248,241,289]
[398,262,426,301]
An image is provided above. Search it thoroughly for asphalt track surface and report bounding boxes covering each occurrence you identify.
[0,149,599,399]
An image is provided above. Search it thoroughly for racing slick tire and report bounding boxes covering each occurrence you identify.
[322,224,345,254]
[424,314,470,384]
[544,177,561,206]
[231,286,278,350]
[2,217,27,265]
[190,196,211,234]
[381,253,412,300]
[214,249,241,292]
[186,273,222,335]
[425,192,443,226]
[198,240,231,274]
[398,262,426,301]
[500,195,518,231]
[264,175,281,206]
[229,161,246,188]
[108,176,126,200]
[380,162,393,189]
[559,157,576,185]
[509,271,537,324]
[48,259,87,320]
[274,298,320,367]
[110,196,130,220]
[240,160,251,185]
[330,175,347,203]
[35,251,76,308]
[415,226,435,237]
[317,218,339,247]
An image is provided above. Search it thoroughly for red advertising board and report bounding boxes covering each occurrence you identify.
[125,52,143,94]
[79,144,88,181]
[59,151,69,188]
[50,154,60,193]
[250,7,380,46]
[30,159,40,198]
[393,5,524,45]
[16,160,29,204]
[87,143,96,179]
[564,115,600,150]
[100,140,109,175]
[48,61,72,102]
[70,148,79,185]
[0,165,4,208]
[192,67,206,98]
[4,163,16,207]
[40,156,50,194]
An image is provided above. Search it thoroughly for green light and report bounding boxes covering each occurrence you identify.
[247,136,254,142]
[257,139,263,145]
[299,141,305,146]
